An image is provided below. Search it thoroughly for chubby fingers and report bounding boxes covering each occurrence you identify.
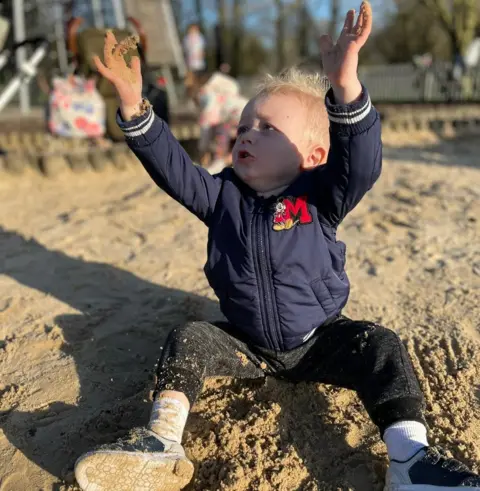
[103,30,118,68]
[354,1,372,40]
[113,35,139,60]
[129,56,141,78]
[319,34,334,55]
[343,9,355,34]
[93,55,114,82]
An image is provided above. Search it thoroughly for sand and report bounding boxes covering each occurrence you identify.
[0,132,479,490]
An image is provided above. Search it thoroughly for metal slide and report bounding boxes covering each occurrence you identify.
[0,13,49,113]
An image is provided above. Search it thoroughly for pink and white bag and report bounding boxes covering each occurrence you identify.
[48,76,106,138]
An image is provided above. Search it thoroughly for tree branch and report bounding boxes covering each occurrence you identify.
[418,0,453,34]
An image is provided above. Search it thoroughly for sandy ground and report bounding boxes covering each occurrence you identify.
[0,132,479,491]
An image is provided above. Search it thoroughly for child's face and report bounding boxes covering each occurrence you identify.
[232,92,327,194]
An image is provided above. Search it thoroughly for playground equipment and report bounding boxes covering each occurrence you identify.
[0,0,198,176]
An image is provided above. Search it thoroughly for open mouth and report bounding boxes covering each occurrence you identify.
[238,150,254,159]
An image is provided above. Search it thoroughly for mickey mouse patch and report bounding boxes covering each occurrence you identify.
[272,196,313,231]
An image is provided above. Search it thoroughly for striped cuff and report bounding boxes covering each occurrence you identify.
[325,85,377,135]
[116,104,164,146]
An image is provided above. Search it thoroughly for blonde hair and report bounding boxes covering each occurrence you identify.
[255,66,330,145]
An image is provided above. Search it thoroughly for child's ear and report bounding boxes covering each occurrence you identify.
[301,145,328,170]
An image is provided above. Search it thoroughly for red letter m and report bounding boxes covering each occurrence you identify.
[283,196,313,224]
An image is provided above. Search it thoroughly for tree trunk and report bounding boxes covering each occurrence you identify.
[231,0,242,77]
[274,0,286,71]
[453,0,477,55]
[418,0,477,57]
[329,0,340,39]
[297,0,309,59]
[215,0,227,69]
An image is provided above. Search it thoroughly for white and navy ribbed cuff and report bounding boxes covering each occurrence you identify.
[325,85,377,135]
[116,104,164,145]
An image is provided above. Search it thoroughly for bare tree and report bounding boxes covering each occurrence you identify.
[329,0,340,39]
[214,0,227,68]
[216,0,227,31]
[274,0,286,71]
[401,0,478,57]
[297,0,310,59]
[231,0,243,76]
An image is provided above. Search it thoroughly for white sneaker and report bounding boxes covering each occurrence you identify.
[385,446,480,490]
[74,427,194,491]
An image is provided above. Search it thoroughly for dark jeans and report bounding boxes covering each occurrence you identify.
[154,317,425,436]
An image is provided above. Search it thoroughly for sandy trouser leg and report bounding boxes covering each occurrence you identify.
[75,322,266,491]
[153,321,267,405]
[283,316,426,437]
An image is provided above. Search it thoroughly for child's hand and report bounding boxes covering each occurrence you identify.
[319,1,372,104]
[93,31,143,121]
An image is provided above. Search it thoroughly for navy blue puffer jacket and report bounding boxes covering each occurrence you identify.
[117,87,382,351]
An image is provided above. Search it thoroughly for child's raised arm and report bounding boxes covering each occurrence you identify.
[93,32,222,226]
[315,1,382,226]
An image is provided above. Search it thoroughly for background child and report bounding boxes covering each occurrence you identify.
[187,69,248,172]
[74,3,480,491]
[183,23,206,79]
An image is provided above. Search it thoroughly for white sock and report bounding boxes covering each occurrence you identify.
[383,421,429,462]
[148,397,189,444]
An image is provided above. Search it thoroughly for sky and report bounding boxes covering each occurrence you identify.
[178,0,390,31]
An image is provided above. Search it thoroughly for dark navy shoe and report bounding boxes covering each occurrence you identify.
[74,427,194,491]
[385,446,480,490]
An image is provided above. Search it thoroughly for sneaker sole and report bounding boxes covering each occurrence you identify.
[74,450,194,491]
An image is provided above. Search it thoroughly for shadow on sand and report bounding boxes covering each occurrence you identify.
[0,227,382,490]
[0,226,220,488]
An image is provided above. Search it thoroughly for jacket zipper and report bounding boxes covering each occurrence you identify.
[253,200,281,351]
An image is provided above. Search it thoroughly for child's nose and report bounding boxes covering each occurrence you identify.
[241,129,255,144]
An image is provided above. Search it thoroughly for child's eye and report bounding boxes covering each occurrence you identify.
[237,125,249,135]
[263,123,275,131]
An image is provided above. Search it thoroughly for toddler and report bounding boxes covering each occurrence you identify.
[75,3,480,490]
